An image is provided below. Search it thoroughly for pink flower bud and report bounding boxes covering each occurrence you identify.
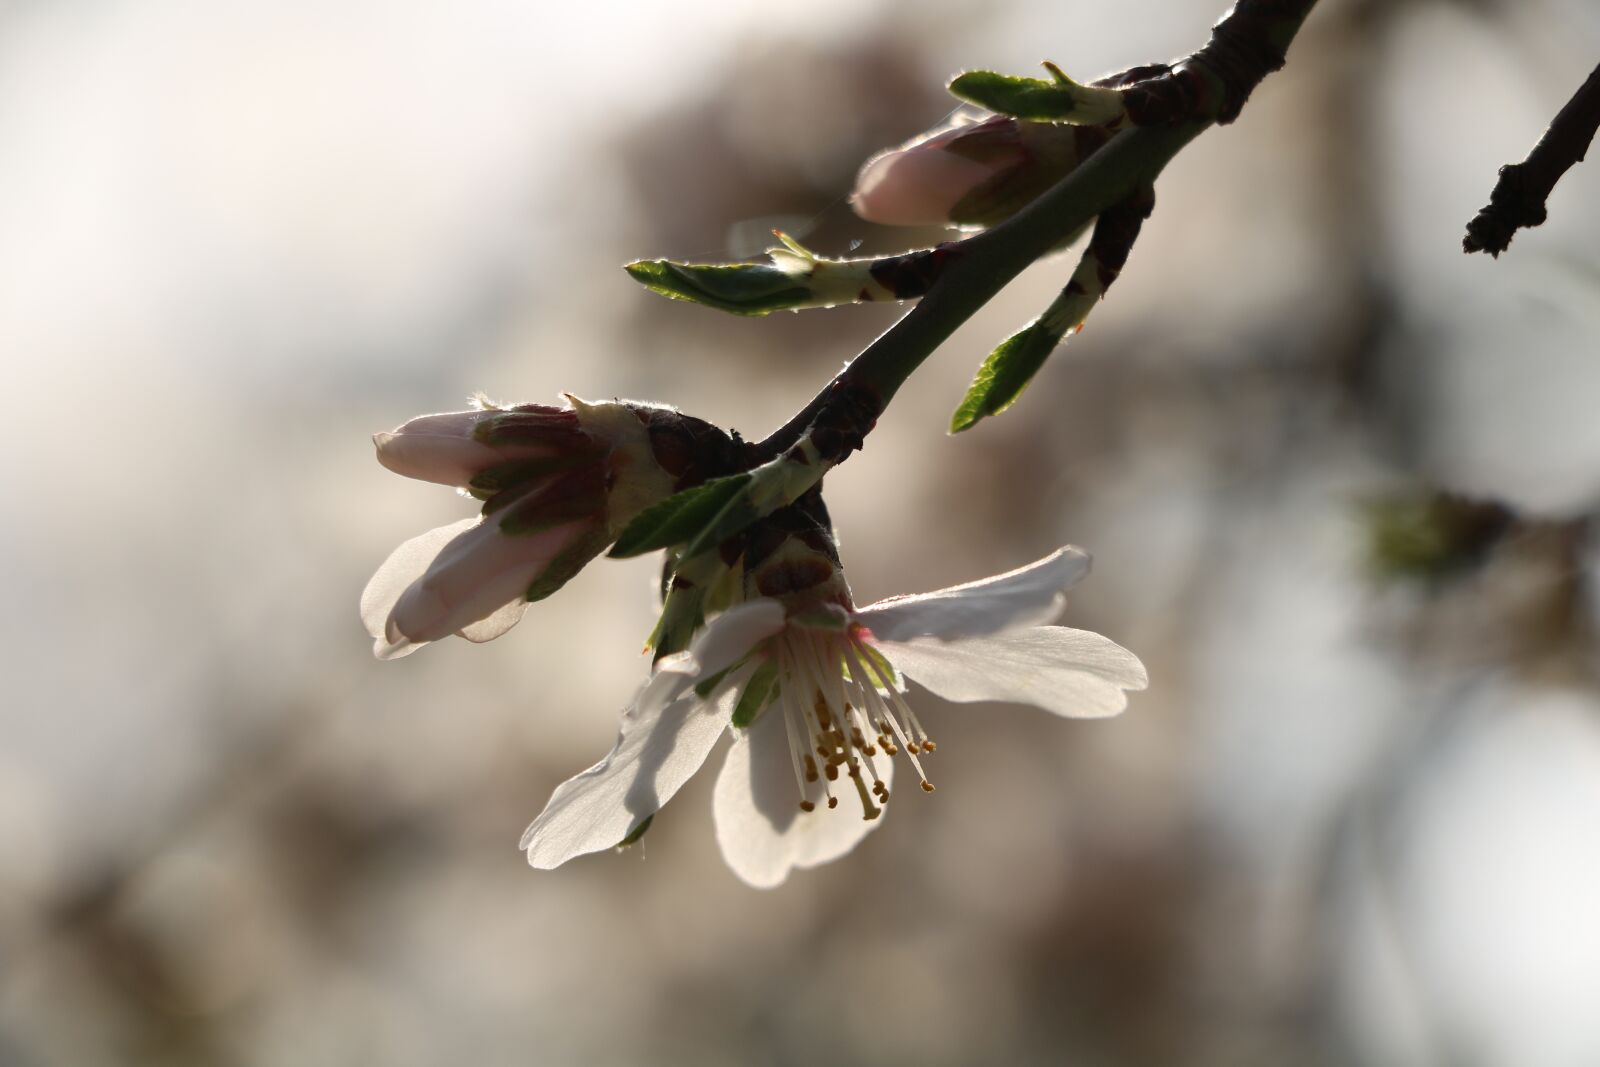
[851,115,1104,229]
[373,404,588,488]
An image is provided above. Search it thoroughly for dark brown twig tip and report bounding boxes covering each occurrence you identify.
[1463,62,1600,259]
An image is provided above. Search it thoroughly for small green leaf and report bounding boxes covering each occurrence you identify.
[950,70,1082,121]
[949,320,1063,432]
[624,259,811,317]
[608,473,754,558]
[949,67,1128,125]
[731,661,779,728]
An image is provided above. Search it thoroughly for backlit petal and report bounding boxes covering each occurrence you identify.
[521,673,748,870]
[712,711,894,889]
[359,517,476,659]
[878,626,1146,718]
[854,546,1091,642]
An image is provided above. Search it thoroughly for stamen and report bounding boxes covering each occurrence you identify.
[885,681,936,753]
[843,640,935,794]
[776,667,811,809]
[846,758,881,820]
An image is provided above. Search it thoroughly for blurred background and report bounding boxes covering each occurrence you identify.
[4,0,1600,1063]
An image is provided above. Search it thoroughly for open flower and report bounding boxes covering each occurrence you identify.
[520,543,1147,887]
[361,396,732,659]
[851,113,1110,229]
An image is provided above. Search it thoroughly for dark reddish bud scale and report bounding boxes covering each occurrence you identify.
[807,381,882,466]
[495,464,609,533]
[1088,185,1156,291]
[476,410,590,448]
[641,408,737,490]
[754,559,837,598]
[869,242,964,300]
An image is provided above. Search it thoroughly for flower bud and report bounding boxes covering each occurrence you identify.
[363,396,736,658]
[851,115,1109,229]
[374,403,596,489]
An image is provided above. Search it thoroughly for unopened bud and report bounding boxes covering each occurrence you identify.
[851,115,1108,229]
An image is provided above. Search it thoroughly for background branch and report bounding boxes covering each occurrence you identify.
[1462,61,1600,257]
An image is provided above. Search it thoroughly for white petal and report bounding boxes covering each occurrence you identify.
[878,626,1147,719]
[854,546,1092,642]
[383,517,593,652]
[712,712,894,889]
[635,600,787,717]
[374,427,510,487]
[359,517,477,659]
[521,677,745,869]
[457,597,530,643]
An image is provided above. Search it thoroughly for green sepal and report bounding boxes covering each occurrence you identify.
[523,528,610,603]
[790,606,850,631]
[624,259,811,317]
[693,663,737,700]
[496,484,606,536]
[949,319,1063,432]
[616,814,653,849]
[608,473,755,558]
[730,661,779,728]
[850,642,900,690]
[467,454,589,501]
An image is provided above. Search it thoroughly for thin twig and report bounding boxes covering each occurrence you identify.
[1463,62,1600,258]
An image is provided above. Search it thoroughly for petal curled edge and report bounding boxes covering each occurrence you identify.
[521,671,748,870]
[359,518,477,659]
[634,601,787,718]
[877,626,1147,718]
[853,545,1091,643]
[713,712,894,889]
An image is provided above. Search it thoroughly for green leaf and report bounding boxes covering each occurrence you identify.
[948,67,1127,126]
[949,320,1063,432]
[608,473,754,558]
[949,70,1082,122]
[730,661,779,728]
[624,259,811,317]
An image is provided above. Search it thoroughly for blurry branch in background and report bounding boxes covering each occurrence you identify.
[1463,61,1600,257]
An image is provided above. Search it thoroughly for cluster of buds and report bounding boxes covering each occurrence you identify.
[361,396,734,659]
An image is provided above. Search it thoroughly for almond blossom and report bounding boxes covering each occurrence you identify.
[520,544,1147,887]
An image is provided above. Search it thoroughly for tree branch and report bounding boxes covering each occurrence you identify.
[1463,61,1600,258]
[748,0,1319,465]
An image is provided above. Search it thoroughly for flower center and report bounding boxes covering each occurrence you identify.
[771,626,938,820]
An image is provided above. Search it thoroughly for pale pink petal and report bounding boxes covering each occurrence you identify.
[379,517,595,657]
[457,597,531,643]
[360,517,477,660]
[851,144,1003,226]
[373,427,514,488]
[854,545,1091,642]
[712,711,894,888]
[521,673,748,869]
[877,626,1146,718]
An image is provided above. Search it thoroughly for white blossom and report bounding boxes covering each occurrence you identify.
[521,546,1147,887]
